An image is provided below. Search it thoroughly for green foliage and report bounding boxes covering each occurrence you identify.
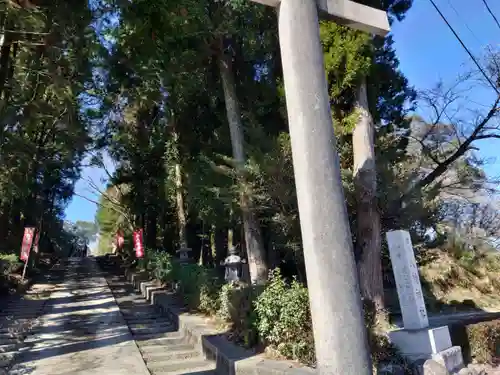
[254,269,315,365]
[174,263,221,314]
[0,253,22,275]
[0,0,97,259]
[95,185,132,255]
[217,282,261,348]
[148,250,176,283]
[0,253,23,294]
[216,283,235,322]
[86,0,496,368]
[320,23,371,114]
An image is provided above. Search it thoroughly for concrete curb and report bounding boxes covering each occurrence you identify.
[122,268,316,375]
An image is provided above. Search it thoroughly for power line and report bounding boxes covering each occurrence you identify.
[446,0,482,46]
[428,0,500,95]
[481,0,500,32]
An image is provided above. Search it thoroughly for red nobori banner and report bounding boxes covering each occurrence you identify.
[133,229,144,258]
[33,230,40,254]
[20,227,35,262]
[116,230,124,249]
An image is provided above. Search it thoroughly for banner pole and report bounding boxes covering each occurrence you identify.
[21,254,29,280]
[20,227,35,281]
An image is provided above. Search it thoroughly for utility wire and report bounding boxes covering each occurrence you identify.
[446,0,482,46]
[481,0,500,32]
[428,0,500,95]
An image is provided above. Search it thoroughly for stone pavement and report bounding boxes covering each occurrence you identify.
[8,257,150,375]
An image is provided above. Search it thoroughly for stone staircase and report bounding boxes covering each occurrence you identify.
[0,287,55,373]
[102,261,216,375]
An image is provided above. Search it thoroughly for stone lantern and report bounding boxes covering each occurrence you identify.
[222,247,246,283]
[176,247,192,263]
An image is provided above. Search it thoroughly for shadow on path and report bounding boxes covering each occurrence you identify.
[6,257,151,375]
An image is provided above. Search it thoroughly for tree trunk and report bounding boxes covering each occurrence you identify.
[169,117,188,250]
[353,80,384,310]
[0,15,11,102]
[210,224,217,263]
[217,51,268,285]
[175,162,188,249]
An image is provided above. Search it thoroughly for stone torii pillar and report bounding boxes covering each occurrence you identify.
[247,1,389,374]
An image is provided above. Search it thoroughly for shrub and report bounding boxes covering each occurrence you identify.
[217,282,261,348]
[0,253,23,294]
[465,320,500,364]
[143,259,413,370]
[176,263,221,314]
[0,254,21,275]
[217,282,236,322]
[254,269,315,365]
[148,251,176,284]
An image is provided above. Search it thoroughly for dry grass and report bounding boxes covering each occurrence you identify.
[450,320,500,365]
[420,249,500,311]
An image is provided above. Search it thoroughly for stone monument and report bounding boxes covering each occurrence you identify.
[386,230,464,373]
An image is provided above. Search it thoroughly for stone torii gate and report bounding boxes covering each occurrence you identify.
[247,1,389,374]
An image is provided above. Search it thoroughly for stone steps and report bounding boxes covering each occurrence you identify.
[145,358,216,375]
[135,335,188,347]
[99,257,217,375]
[138,342,194,352]
[140,346,201,362]
[0,294,49,372]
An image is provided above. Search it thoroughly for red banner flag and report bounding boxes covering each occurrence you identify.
[133,229,144,258]
[20,227,35,262]
[116,231,124,249]
[33,230,40,254]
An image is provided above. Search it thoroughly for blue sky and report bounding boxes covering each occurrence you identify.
[64,0,500,223]
[65,153,115,222]
[391,0,500,177]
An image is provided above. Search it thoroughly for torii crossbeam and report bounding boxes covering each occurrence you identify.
[253,0,389,35]
[246,1,389,374]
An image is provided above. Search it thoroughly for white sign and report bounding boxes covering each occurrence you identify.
[386,230,429,330]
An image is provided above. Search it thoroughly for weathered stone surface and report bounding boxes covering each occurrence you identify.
[388,326,453,360]
[386,230,428,330]
[422,360,450,375]
[0,352,14,367]
[432,346,464,373]
[377,362,407,375]
[457,367,478,375]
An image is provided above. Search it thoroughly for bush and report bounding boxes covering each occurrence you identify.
[176,263,221,314]
[462,320,500,364]
[217,282,261,348]
[254,269,315,365]
[142,259,411,370]
[148,251,176,284]
[0,253,23,294]
[0,254,21,275]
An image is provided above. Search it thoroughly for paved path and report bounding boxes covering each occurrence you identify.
[8,257,150,375]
